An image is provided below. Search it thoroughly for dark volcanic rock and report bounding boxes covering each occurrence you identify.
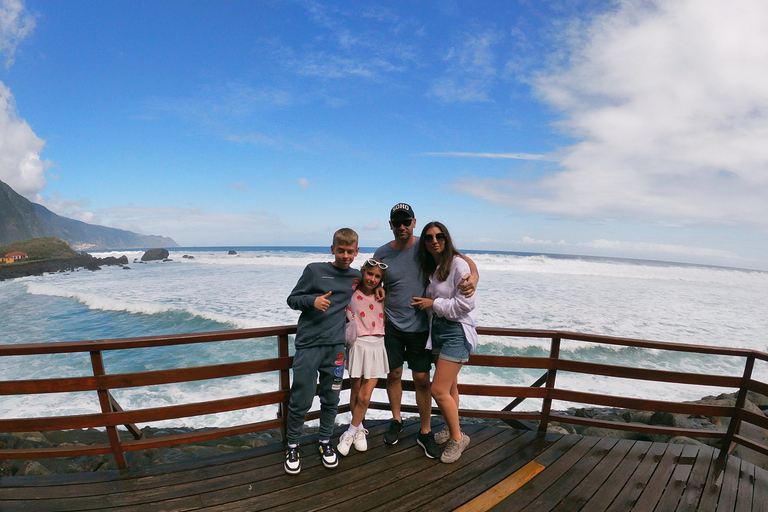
[0,253,129,281]
[141,248,170,261]
[228,250,237,255]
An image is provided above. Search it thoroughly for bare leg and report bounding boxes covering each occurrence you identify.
[450,376,459,408]
[351,377,378,427]
[431,359,463,441]
[412,370,433,434]
[349,377,361,419]
[386,366,403,422]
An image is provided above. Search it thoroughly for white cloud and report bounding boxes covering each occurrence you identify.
[431,28,501,102]
[520,236,566,246]
[37,193,97,224]
[574,239,739,260]
[0,0,36,68]
[510,235,740,261]
[226,182,248,192]
[0,82,49,200]
[463,0,768,231]
[93,206,286,245]
[224,132,305,152]
[424,151,546,161]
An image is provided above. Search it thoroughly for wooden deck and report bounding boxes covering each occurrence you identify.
[1,420,767,512]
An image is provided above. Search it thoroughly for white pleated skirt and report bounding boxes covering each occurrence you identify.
[347,335,389,379]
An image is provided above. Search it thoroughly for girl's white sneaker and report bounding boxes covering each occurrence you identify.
[353,428,369,451]
[337,431,355,456]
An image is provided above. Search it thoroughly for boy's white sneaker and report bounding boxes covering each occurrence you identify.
[353,428,369,452]
[283,445,301,475]
[337,431,354,456]
[319,442,339,468]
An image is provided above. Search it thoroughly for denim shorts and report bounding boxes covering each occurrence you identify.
[431,317,471,363]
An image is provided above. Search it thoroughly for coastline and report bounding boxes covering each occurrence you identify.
[0,254,128,281]
[4,391,767,477]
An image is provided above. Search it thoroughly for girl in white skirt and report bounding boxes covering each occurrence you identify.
[336,258,389,456]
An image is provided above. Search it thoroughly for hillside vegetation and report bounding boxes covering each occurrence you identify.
[0,237,77,261]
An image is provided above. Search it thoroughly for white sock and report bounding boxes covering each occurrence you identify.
[348,423,360,434]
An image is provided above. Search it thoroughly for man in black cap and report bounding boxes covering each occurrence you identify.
[373,203,478,458]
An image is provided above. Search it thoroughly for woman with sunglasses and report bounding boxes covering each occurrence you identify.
[411,222,477,463]
[336,258,390,456]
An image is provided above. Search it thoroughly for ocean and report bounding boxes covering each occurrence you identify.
[2,247,768,430]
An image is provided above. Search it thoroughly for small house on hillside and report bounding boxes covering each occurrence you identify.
[4,251,28,261]
[0,257,14,264]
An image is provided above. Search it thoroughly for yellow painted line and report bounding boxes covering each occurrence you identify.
[454,460,546,512]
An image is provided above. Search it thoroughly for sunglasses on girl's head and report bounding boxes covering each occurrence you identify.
[391,218,413,228]
[365,258,388,269]
[423,233,447,243]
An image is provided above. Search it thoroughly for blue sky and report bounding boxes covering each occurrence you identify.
[2,0,768,270]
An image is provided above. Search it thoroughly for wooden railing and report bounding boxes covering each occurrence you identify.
[1,327,767,470]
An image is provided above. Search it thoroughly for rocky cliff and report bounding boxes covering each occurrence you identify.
[0,180,178,249]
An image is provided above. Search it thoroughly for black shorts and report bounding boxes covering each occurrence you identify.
[384,324,432,373]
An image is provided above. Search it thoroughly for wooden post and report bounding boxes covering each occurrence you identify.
[107,392,143,440]
[719,354,755,461]
[502,372,548,431]
[277,334,291,442]
[538,337,561,433]
[90,351,127,469]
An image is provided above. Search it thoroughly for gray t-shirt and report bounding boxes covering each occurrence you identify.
[373,239,428,333]
[287,262,362,349]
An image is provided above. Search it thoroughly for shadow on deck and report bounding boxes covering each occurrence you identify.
[1,420,767,512]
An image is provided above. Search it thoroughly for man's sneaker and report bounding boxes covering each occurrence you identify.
[353,428,369,452]
[433,428,451,445]
[336,431,355,456]
[417,431,441,459]
[384,420,403,445]
[440,433,470,463]
[319,442,339,468]
[284,445,301,475]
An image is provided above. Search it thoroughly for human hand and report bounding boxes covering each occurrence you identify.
[459,272,478,298]
[374,286,386,302]
[410,296,434,310]
[314,291,332,311]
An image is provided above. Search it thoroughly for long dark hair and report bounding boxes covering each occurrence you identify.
[417,221,461,282]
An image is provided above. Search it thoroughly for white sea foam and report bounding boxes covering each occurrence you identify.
[3,248,768,426]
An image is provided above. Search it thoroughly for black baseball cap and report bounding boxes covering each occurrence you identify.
[390,203,415,219]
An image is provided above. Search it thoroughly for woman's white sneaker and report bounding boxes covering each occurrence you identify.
[440,433,470,463]
[433,428,451,445]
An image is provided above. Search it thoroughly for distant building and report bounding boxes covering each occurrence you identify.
[4,251,28,261]
[0,257,14,264]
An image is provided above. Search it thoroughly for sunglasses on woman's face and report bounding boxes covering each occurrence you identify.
[391,218,413,228]
[423,233,447,243]
[366,258,388,269]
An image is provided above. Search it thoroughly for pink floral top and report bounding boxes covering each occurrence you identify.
[346,290,385,336]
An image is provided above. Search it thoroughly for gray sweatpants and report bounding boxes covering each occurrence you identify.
[285,344,345,444]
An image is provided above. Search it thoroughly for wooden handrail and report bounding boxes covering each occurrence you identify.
[1,325,767,470]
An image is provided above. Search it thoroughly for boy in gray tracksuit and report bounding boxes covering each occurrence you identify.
[283,228,361,475]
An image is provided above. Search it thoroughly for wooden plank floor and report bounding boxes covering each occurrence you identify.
[1,420,766,511]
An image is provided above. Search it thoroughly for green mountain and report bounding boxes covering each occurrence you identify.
[0,180,178,250]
